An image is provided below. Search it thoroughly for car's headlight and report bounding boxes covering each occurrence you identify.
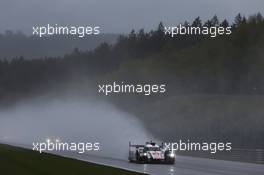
[169,153,175,157]
[143,153,147,156]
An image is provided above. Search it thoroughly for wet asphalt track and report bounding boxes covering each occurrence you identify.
[4,143,264,175]
[58,150,264,175]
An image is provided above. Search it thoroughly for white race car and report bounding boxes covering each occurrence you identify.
[128,141,175,164]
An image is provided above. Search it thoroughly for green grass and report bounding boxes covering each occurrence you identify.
[0,144,145,175]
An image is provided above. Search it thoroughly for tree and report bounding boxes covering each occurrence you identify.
[256,12,263,23]
[192,17,202,27]
[220,19,229,28]
[183,21,190,27]
[211,15,219,26]
[157,22,165,34]
[138,29,146,41]
[234,13,243,27]
[204,20,213,27]
[129,29,136,40]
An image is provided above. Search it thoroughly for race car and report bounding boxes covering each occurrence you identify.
[128,141,175,164]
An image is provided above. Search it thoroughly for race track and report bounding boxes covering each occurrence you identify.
[4,143,264,175]
[56,149,264,175]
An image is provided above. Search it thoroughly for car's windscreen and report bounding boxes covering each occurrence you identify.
[145,147,160,151]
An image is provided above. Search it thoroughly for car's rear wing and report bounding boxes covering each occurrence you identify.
[129,142,144,148]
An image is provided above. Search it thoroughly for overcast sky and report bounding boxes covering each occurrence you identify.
[1,0,264,34]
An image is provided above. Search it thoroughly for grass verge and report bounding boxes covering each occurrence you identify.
[0,144,145,175]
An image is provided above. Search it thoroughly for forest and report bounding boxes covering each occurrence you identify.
[0,13,264,148]
[1,14,264,94]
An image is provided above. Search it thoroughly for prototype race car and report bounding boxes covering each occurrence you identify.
[128,141,175,164]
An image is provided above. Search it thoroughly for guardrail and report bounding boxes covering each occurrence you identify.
[177,148,264,164]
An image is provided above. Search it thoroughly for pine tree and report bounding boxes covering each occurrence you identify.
[234,13,243,27]
[192,17,202,27]
[211,15,219,26]
[220,19,229,28]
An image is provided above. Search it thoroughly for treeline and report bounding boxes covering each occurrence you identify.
[0,32,117,59]
[112,13,264,94]
[1,13,264,97]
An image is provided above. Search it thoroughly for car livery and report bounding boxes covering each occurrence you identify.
[128,141,175,164]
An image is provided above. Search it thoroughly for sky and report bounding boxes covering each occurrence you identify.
[0,0,264,34]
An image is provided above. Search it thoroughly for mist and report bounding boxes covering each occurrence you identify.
[1,0,263,34]
[0,96,156,159]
